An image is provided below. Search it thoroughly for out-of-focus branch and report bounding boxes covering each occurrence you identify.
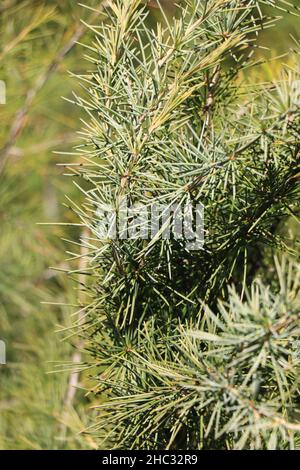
[63,227,89,408]
[0,3,108,174]
[8,133,77,161]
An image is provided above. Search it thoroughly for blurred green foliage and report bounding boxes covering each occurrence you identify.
[0,0,105,450]
[0,0,298,449]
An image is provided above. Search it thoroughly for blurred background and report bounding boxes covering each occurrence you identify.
[0,0,298,450]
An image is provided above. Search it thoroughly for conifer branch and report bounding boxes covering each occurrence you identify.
[66,0,300,449]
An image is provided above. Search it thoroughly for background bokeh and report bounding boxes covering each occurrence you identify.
[0,0,298,449]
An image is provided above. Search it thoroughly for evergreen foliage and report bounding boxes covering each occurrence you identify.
[0,0,299,451]
[68,0,300,449]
